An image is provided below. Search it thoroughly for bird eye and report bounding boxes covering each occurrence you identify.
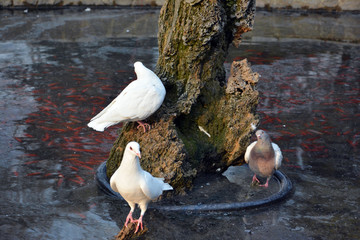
[130,146,133,150]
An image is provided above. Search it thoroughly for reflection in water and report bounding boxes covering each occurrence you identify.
[0,36,159,239]
[295,146,304,170]
[0,9,359,240]
[231,40,360,240]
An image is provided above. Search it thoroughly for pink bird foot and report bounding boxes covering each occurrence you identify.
[137,121,151,132]
[124,211,135,228]
[258,178,270,188]
[251,174,261,184]
[133,215,144,233]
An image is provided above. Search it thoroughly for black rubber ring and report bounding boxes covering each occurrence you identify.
[96,161,293,212]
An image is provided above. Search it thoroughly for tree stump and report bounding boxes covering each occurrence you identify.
[106,0,258,193]
[115,222,148,240]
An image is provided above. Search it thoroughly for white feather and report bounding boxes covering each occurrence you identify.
[110,142,172,216]
[272,142,283,169]
[88,62,166,131]
[198,126,211,138]
[244,141,257,164]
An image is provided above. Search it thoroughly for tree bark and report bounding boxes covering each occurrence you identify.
[114,222,148,239]
[106,0,258,193]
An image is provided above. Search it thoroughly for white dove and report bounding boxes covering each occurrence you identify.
[88,62,166,132]
[244,129,283,188]
[110,141,173,233]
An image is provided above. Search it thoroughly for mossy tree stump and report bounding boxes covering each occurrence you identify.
[106,0,259,193]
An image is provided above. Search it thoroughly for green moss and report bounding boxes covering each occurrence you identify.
[106,0,258,191]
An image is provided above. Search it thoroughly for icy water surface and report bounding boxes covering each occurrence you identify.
[0,9,359,240]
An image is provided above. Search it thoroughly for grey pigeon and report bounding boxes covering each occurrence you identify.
[244,130,282,187]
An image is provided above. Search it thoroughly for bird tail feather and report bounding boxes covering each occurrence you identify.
[155,177,173,191]
[162,182,173,191]
[87,120,112,132]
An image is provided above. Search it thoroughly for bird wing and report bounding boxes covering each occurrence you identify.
[272,142,283,169]
[109,176,118,193]
[90,95,119,121]
[91,79,157,122]
[139,171,166,200]
[244,141,257,163]
[89,81,139,122]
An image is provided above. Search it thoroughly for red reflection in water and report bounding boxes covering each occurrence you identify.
[10,63,132,187]
[231,46,359,170]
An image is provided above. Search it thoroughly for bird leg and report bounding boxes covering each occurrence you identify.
[252,174,261,184]
[258,177,270,188]
[134,215,144,233]
[136,121,151,132]
[124,211,135,228]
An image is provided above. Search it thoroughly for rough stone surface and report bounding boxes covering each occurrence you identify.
[106,118,196,192]
[226,59,259,95]
[213,59,259,166]
[115,222,148,240]
[107,0,259,193]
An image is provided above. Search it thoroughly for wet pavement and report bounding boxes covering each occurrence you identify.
[0,8,359,240]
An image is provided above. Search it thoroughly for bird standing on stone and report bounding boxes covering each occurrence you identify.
[110,141,173,233]
[244,129,283,188]
[87,62,166,132]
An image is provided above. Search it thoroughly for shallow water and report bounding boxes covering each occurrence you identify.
[0,8,359,240]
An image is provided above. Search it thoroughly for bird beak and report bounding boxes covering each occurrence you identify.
[136,152,141,159]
